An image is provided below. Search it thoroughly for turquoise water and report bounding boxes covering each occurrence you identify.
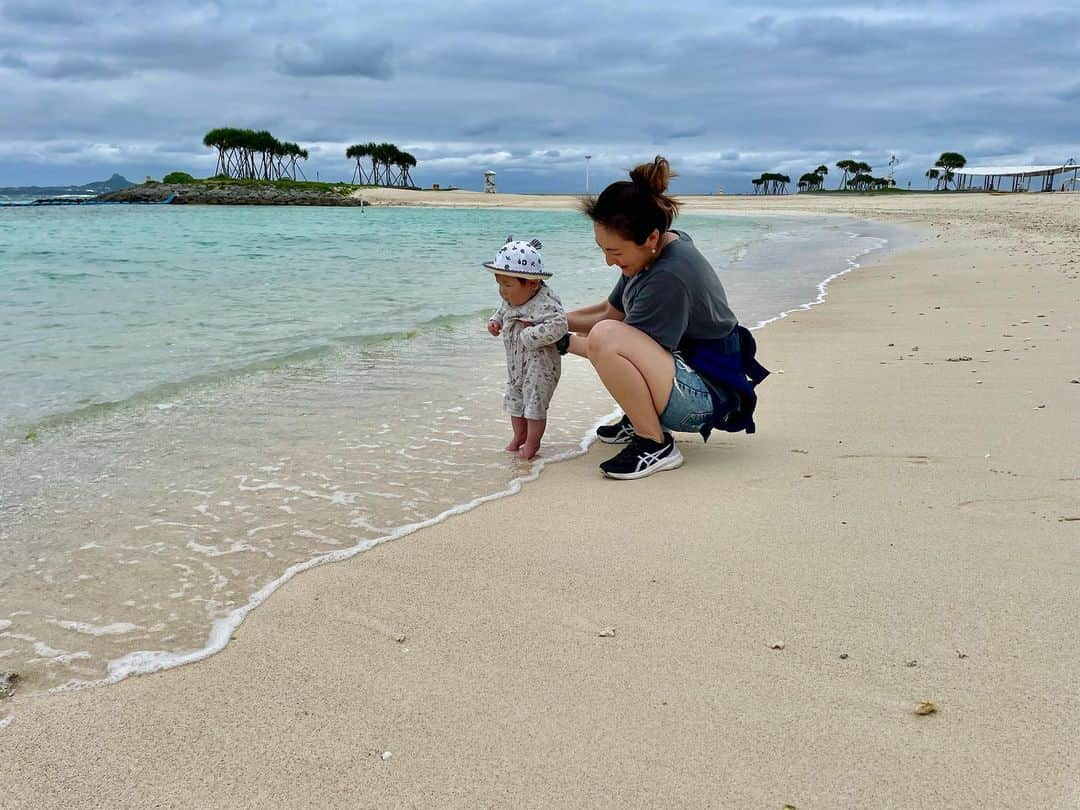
[1,206,770,434]
[0,204,916,702]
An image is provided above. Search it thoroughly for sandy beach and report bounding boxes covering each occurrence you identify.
[2,192,1078,809]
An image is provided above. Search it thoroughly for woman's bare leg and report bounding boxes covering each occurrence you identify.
[585,320,674,443]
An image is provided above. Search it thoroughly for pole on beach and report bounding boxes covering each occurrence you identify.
[585,155,592,194]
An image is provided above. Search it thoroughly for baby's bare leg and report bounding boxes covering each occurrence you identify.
[516,418,546,460]
[506,416,528,452]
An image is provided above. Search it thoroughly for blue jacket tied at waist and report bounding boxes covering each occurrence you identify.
[681,325,770,441]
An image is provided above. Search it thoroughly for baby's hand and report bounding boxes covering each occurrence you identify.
[487,320,501,336]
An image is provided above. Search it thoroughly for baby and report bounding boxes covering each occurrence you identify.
[484,237,568,459]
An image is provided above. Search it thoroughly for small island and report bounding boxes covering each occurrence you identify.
[97,178,368,206]
[98,127,423,206]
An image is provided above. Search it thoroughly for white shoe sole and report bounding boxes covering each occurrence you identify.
[601,444,685,480]
[597,433,634,444]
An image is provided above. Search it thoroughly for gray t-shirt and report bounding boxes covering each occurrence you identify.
[607,230,737,353]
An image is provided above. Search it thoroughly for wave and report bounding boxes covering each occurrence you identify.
[4,306,494,441]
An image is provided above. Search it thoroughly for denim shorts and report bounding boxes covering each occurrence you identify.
[659,354,717,433]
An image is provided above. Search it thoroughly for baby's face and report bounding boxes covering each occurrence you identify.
[496,275,540,307]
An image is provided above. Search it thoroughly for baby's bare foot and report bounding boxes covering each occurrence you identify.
[516,441,540,460]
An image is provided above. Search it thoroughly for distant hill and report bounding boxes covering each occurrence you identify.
[0,173,135,198]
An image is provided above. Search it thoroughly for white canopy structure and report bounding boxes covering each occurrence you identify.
[931,163,1078,192]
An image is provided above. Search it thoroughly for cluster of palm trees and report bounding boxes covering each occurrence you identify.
[924,152,967,190]
[202,128,309,181]
[751,172,792,195]
[798,165,831,192]
[756,158,900,194]
[346,143,417,187]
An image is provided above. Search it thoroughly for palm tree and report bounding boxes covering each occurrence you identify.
[934,152,967,190]
[203,128,229,177]
[799,172,823,192]
[347,143,371,184]
[282,142,308,180]
[398,151,417,188]
[836,159,857,190]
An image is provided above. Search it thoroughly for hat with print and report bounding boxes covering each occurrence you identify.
[482,236,551,279]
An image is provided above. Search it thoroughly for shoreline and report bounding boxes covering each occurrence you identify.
[2,194,1078,808]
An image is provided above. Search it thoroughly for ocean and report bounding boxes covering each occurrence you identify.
[0,203,918,712]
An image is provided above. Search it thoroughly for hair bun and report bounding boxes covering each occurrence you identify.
[629,156,673,196]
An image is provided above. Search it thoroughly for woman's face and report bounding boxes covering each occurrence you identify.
[593,223,660,276]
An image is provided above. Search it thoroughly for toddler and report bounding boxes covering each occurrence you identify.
[484,238,568,459]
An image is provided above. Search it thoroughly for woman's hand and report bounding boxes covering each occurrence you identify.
[487,320,502,337]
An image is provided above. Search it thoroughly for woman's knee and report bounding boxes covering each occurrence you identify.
[586,319,625,357]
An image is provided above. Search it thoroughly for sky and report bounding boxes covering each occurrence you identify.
[2,0,1079,193]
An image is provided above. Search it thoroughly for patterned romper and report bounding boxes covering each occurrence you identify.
[490,284,567,420]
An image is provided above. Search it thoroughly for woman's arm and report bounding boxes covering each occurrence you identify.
[567,300,624,334]
[519,302,568,350]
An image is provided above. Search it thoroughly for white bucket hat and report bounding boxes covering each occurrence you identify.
[482,237,551,279]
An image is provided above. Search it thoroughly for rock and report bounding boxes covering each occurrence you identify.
[946,356,973,362]
[768,641,785,650]
[0,671,17,699]
[905,659,918,667]
[395,634,407,644]
[96,182,365,207]
[914,700,938,716]
[839,653,848,660]
[598,627,617,638]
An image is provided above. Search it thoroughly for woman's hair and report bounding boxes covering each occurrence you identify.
[581,156,680,245]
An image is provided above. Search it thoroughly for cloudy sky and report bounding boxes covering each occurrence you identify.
[3,0,1079,193]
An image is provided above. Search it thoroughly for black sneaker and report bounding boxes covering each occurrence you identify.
[596,414,635,444]
[599,433,684,480]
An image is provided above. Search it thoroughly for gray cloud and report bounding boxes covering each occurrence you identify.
[274,40,395,79]
[0,51,28,68]
[2,0,89,25]
[1,1,1078,191]
[30,56,132,80]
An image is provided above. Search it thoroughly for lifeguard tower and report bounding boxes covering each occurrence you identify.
[483,170,496,193]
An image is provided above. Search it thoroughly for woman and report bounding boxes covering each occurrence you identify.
[559,156,767,480]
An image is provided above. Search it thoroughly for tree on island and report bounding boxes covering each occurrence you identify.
[345,141,417,188]
[752,172,791,195]
[799,170,826,192]
[932,152,967,190]
[202,128,309,181]
[836,159,874,190]
[835,159,856,190]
